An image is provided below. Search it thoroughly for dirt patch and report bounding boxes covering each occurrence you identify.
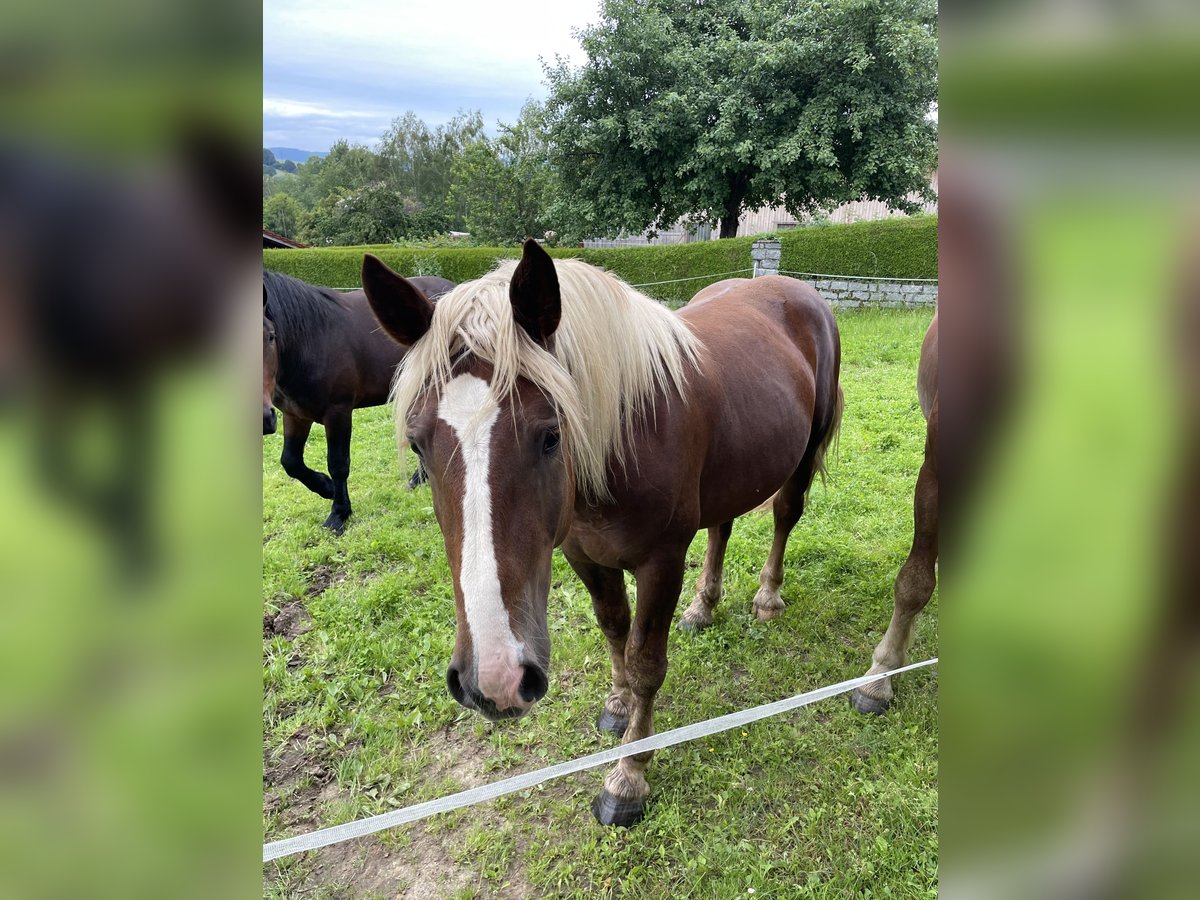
[264,731,334,833]
[299,824,481,899]
[306,564,347,597]
[264,601,313,640]
[419,726,497,790]
[265,725,556,897]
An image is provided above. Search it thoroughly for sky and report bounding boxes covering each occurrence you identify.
[264,0,600,153]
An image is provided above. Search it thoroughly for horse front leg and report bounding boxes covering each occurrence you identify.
[322,408,353,534]
[852,435,938,714]
[280,413,334,499]
[593,549,687,827]
[564,547,632,736]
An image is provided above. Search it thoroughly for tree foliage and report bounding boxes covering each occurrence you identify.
[449,101,556,244]
[261,112,490,246]
[543,0,938,238]
[299,186,449,246]
[377,110,485,224]
[263,192,304,239]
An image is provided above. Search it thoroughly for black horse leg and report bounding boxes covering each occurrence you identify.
[280,413,334,499]
[111,385,155,577]
[406,458,428,490]
[322,408,353,534]
[35,383,155,580]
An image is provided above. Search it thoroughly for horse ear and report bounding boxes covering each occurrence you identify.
[361,254,434,346]
[510,238,560,345]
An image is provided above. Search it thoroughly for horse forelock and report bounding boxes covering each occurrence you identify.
[392,257,702,502]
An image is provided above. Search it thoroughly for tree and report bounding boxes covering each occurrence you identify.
[289,140,382,210]
[544,0,937,239]
[298,185,450,246]
[263,192,304,239]
[377,110,485,225]
[450,101,556,244]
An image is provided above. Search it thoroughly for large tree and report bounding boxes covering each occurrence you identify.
[544,0,937,239]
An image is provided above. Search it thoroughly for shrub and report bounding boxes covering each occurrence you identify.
[778,215,937,280]
[263,215,938,303]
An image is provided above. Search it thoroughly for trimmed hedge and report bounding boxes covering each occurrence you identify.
[779,215,937,280]
[263,238,758,305]
[263,215,937,305]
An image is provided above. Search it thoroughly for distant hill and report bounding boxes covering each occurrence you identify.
[268,147,328,164]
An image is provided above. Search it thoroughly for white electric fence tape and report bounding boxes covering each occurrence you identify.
[264,657,938,862]
[777,270,939,283]
[629,269,754,287]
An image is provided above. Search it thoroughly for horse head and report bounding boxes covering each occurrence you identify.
[263,285,278,435]
[362,242,574,720]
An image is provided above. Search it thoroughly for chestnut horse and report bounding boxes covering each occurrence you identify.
[263,270,454,532]
[362,241,842,825]
[850,312,937,714]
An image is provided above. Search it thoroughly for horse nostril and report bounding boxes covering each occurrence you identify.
[446,666,466,704]
[518,664,549,704]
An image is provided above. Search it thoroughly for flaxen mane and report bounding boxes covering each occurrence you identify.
[392,258,703,501]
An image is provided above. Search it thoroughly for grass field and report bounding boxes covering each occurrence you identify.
[263,307,938,899]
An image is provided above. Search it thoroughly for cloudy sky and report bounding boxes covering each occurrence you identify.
[264,0,600,152]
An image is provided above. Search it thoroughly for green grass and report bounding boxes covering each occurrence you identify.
[263,308,938,898]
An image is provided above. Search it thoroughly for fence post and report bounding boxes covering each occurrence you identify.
[751,238,781,277]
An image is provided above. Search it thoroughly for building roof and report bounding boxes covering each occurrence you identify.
[263,229,309,249]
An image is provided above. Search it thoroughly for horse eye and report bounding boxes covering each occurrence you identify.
[408,439,424,459]
[268,334,275,344]
[541,429,560,457]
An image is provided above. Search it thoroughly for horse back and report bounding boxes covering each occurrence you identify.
[680,276,840,406]
[671,277,841,526]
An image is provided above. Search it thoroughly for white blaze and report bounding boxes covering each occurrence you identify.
[436,374,521,696]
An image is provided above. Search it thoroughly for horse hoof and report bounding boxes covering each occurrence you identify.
[754,605,783,622]
[678,615,711,633]
[322,514,349,535]
[591,789,645,827]
[596,708,628,737]
[849,688,891,716]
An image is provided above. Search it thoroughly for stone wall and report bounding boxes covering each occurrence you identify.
[751,238,936,308]
[806,278,937,308]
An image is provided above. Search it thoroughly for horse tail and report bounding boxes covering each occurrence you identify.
[810,383,844,492]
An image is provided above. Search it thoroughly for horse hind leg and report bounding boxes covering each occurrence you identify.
[679,519,734,631]
[753,387,842,622]
[851,445,938,715]
[751,460,813,621]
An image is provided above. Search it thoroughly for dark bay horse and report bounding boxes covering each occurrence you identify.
[850,312,937,714]
[263,269,454,532]
[362,241,842,825]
